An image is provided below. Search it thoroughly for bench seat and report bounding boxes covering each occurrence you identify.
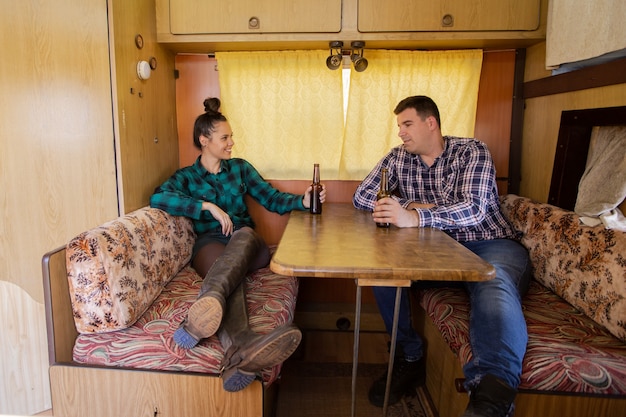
[414,194,626,417]
[419,281,626,395]
[72,262,298,385]
[44,205,300,417]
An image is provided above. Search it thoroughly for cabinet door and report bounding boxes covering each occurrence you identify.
[112,0,180,212]
[170,0,342,34]
[358,0,541,32]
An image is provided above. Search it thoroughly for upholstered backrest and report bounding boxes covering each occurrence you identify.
[500,194,626,342]
[66,207,196,333]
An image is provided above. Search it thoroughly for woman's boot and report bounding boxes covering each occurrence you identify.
[218,282,302,392]
[174,227,262,349]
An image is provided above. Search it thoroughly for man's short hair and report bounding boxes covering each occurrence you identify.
[394,96,441,129]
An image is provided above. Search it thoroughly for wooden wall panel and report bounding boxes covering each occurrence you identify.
[521,42,626,202]
[1,0,181,413]
[175,55,220,167]
[0,1,117,414]
[475,50,516,195]
[110,0,180,213]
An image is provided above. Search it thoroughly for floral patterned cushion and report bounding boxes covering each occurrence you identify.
[419,281,626,394]
[72,262,299,387]
[66,207,196,333]
[500,194,626,342]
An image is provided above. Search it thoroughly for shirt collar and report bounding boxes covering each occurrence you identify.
[193,156,230,176]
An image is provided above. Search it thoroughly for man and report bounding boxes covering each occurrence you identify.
[353,95,530,417]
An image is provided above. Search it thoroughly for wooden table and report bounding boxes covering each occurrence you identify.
[270,203,495,416]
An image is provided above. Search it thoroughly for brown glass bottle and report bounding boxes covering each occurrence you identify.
[376,168,390,228]
[310,163,322,214]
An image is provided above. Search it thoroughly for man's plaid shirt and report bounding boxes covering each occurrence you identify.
[353,137,516,242]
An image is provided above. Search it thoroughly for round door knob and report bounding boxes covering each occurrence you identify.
[442,14,454,27]
[248,16,260,29]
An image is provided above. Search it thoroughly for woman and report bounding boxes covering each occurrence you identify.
[151,97,326,392]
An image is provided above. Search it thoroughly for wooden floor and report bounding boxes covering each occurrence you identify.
[275,330,434,417]
[292,329,391,364]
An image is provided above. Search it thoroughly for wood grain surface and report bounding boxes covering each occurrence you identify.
[271,203,495,286]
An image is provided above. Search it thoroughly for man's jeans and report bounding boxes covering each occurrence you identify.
[372,238,531,389]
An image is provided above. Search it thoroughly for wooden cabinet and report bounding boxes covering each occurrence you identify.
[169,0,342,34]
[156,0,547,52]
[358,0,541,32]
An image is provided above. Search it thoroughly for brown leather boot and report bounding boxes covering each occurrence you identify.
[218,283,302,392]
[173,227,262,349]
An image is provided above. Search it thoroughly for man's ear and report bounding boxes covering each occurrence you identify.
[426,115,437,130]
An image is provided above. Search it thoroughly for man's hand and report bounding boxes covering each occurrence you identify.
[373,197,420,228]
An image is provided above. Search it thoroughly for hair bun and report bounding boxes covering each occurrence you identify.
[203,97,221,114]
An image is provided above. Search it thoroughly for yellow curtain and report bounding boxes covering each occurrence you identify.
[339,49,483,180]
[215,50,344,180]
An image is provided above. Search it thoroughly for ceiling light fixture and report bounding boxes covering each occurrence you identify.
[326,41,344,70]
[350,41,368,72]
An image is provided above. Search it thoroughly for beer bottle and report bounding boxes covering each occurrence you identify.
[310,163,322,214]
[376,168,390,228]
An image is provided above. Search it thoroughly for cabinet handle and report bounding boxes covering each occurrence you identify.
[248,16,260,30]
[441,14,454,27]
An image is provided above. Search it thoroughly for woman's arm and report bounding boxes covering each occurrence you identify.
[150,169,204,219]
[242,161,306,214]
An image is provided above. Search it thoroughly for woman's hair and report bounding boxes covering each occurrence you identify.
[193,97,228,149]
[394,95,441,130]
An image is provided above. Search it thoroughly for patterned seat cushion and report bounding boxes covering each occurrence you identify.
[66,207,196,333]
[73,263,299,386]
[419,281,626,394]
[500,194,626,342]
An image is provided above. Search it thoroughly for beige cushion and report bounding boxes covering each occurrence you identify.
[66,207,196,333]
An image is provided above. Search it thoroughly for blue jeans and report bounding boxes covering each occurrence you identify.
[372,238,531,389]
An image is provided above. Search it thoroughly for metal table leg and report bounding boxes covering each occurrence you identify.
[383,287,403,416]
[353,285,402,417]
[351,285,362,417]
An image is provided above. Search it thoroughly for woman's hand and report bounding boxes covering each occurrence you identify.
[302,184,327,209]
[202,201,234,236]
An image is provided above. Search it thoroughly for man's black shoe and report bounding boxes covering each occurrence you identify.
[368,357,425,407]
[461,374,516,417]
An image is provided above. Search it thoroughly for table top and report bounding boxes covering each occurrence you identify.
[270,203,495,287]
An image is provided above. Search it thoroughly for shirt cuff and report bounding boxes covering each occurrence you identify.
[188,201,204,220]
[415,208,433,228]
[296,196,306,211]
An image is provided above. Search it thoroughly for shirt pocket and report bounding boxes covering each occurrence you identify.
[226,182,248,206]
[200,188,218,203]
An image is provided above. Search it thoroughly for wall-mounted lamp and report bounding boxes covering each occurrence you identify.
[137,60,152,80]
[350,41,368,72]
[326,41,344,70]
